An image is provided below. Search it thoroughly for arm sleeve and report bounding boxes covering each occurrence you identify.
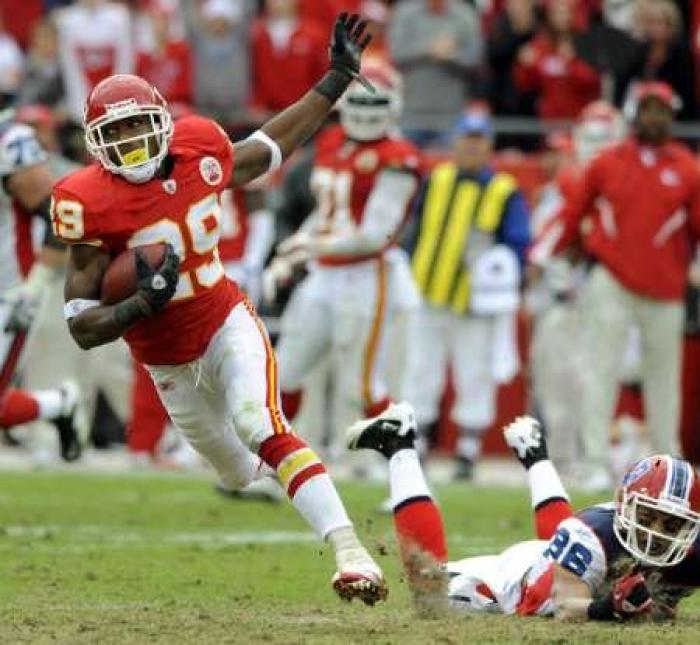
[51,184,100,246]
[242,208,275,270]
[528,158,601,265]
[311,169,417,257]
[496,189,532,266]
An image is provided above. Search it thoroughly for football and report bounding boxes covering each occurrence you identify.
[101,243,168,305]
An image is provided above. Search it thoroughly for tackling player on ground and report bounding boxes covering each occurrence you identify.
[347,404,700,620]
[52,14,386,604]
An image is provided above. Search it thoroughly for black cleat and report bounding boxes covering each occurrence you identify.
[453,456,475,481]
[51,381,82,462]
[346,402,417,460]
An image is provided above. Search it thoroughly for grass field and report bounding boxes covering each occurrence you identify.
[1,470,698,644]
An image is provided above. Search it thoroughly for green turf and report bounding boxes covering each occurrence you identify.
[0,471,697,644]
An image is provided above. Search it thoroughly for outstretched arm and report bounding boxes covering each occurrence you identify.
[231,13,371,187]
[553,565,653,622]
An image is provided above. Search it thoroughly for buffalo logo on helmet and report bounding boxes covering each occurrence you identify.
[199,156,223,186]
[622,457,653,487]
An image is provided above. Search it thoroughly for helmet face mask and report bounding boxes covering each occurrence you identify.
[338,63,402,142]
[573,101,626,164]
[84,75,174,183]
[613,455,700,567]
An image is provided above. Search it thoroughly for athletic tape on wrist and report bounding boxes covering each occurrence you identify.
[248,130,282,173]
[64,298,100,320]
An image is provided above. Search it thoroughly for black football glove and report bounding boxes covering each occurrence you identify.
[134,243,180,313]
[329,13,374,92]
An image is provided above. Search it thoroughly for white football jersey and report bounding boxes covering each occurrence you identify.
[0,118,48,291]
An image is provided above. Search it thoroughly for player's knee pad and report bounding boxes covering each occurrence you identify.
[183,425,257,490]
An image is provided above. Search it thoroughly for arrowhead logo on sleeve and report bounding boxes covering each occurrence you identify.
[200,156,223,186]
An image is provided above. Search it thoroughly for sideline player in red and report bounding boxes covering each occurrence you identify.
[51,14,387,604]
[266,61,421,424]
[347,405,700,620]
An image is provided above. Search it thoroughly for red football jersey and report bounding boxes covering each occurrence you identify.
[217,189,249,263]
[311,125,421,266]
[51,115,244,365]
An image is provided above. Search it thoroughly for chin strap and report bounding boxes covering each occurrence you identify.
[117,159,159,184]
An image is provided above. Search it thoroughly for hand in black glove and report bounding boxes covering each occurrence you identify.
[134,243,180,314]
[329,13,373,89]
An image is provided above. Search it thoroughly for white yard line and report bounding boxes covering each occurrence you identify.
[0,524,502,555]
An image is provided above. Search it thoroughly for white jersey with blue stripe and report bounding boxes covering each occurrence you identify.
[0,112,48,291]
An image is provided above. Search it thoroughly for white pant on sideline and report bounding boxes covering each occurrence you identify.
[278,250,419,416]
[401,304,519,429]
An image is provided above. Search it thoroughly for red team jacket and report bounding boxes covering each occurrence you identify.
[51,116,244,365]
[312,125,421,266]
[537,138,700,301]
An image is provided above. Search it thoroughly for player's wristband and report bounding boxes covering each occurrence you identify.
[587,594,617,621]
[113,295,151,327]
[314,69,352,104]
[247,130,282,173]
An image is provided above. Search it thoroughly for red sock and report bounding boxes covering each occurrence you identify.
[281,389,303,421]
[258,433,326,497]
[534,498,573,540]
[0,388,41,428]
[127,363,169,455]
[364,397,391,418]
[394,497,448,564]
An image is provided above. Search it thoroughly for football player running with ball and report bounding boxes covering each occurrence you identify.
[348,405,700,619]
[51,14,386,605]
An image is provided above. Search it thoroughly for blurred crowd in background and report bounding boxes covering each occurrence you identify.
[3,0,700,493]
[1,0,698,151]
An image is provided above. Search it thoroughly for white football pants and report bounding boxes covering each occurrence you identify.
[278,251,419,417]
[579,265,683,471]
[401,304,518,430]
[146,300,290,490]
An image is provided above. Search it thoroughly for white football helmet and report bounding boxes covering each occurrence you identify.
[339,62,402,142]
[572,100,626,164]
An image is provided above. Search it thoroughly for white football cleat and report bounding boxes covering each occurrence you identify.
[332,551,388,606]
[503,415,548,468]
